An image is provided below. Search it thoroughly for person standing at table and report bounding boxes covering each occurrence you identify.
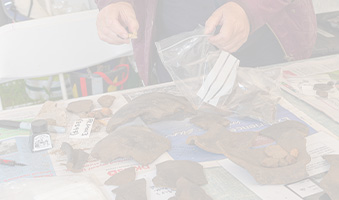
[95,0,317,84]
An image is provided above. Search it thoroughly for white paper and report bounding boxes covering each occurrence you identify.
[69,118,94,139]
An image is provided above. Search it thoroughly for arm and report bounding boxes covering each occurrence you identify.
[205,0,294,53]
[232,0,294,32]
[95,0,133,10]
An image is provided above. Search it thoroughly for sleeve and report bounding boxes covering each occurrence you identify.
[95,0,134,10]
[231,0,295,32]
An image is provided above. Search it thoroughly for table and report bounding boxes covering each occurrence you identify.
[0,55,339,200]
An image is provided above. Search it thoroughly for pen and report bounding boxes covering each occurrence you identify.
[0,159,26,166]
[0,120,66,133]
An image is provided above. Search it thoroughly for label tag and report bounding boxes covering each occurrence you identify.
[32,134,52,152]
[70,118,94,139]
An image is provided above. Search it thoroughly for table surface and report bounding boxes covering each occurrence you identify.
[1,55,339,200]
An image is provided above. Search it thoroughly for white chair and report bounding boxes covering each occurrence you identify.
[0,9,133,100]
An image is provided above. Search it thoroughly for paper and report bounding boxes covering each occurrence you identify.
[219,132,339,200]
[197,51,238,106]
[69,118,94,139]
[281,70,339,123]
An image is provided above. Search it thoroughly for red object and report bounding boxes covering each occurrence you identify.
[80,77,88,97]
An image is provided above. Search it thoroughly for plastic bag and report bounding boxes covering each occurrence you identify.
[156,26,239,108]
[157,26,280,123]
[222,67,280,123]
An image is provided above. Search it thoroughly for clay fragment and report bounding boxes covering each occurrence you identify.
[60,142,89,172]
[105,167,136,186]
[92,120,105,132]
[36,101,68,127]
[91,126,171,165]
[101,108,112,117]
[216,120,311,185]
[112,179,147,200]
[106,93,196,133]
[190,114,230,130]
[66,100,93,114]
[319,155,339,200]
[170,177,212,200]
[153,160,207,188]
[187,125,235,154]
[98,95,116,108]
[264,145,288,159]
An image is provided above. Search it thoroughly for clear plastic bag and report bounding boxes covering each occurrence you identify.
[157,26,280,123]
[156,26,239,108]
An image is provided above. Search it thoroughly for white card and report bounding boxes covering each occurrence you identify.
[69,118,94,139]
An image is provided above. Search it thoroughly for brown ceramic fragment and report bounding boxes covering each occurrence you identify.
[36,101,68,127]
[319,155,339,200]
[170,177,212,200]
[190,114,230,130]
[105,167,136,186]
[264,145,288,159]
[91,126,171,165]
[112,179,147,200]
[216,120,310,185]
[98,95,116,108]
[91,120,105,132]
[60,142,89,173]
[66,100,93,114]
[101,108,112,117]
[152,160,207,188]
[186,125,232,154]
[106,93,196,133]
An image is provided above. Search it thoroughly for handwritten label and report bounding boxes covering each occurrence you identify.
[70,118,94,139]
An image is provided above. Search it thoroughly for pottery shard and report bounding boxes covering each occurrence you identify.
[153,160,208,188]
[60,142,89,173]
[106,92,196,133]
[97,95,116,108]
[112,179,147,200]
[264,145,288,159]
[170,177,212,200]
[105,167,136,186]
[66,100,93,114]
[91,126,171,165]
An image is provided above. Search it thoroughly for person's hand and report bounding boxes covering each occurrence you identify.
[96,2,139,45]
[205,2,250,53]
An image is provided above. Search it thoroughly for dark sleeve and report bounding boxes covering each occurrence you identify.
[231,0,294,32]
[95,0,134,10]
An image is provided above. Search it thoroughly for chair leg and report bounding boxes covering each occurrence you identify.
[59,73,68,100]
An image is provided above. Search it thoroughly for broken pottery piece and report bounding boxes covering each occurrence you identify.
[60,142,89,173]
[66,100,93,114]
[153,160,207,188]
[112,179,147,200]
[91,126,171,165]
[319,155,339,200]
[101,108,112,117]
[189,114,230,130]
[264,145,288,159]
[105,167,136,186]
[170,177,212,200]
[106,92,196,133]
[36,101,68,127]
[187,125,235,154]
[91,120,105,132]
[216,120,310,185]
[98,95,116,108]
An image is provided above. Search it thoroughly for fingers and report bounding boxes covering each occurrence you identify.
[119,7,139,34]
[209,24,234,47]
[206,2,250,53]
[204,10,222,35]
[96,2,138,45]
